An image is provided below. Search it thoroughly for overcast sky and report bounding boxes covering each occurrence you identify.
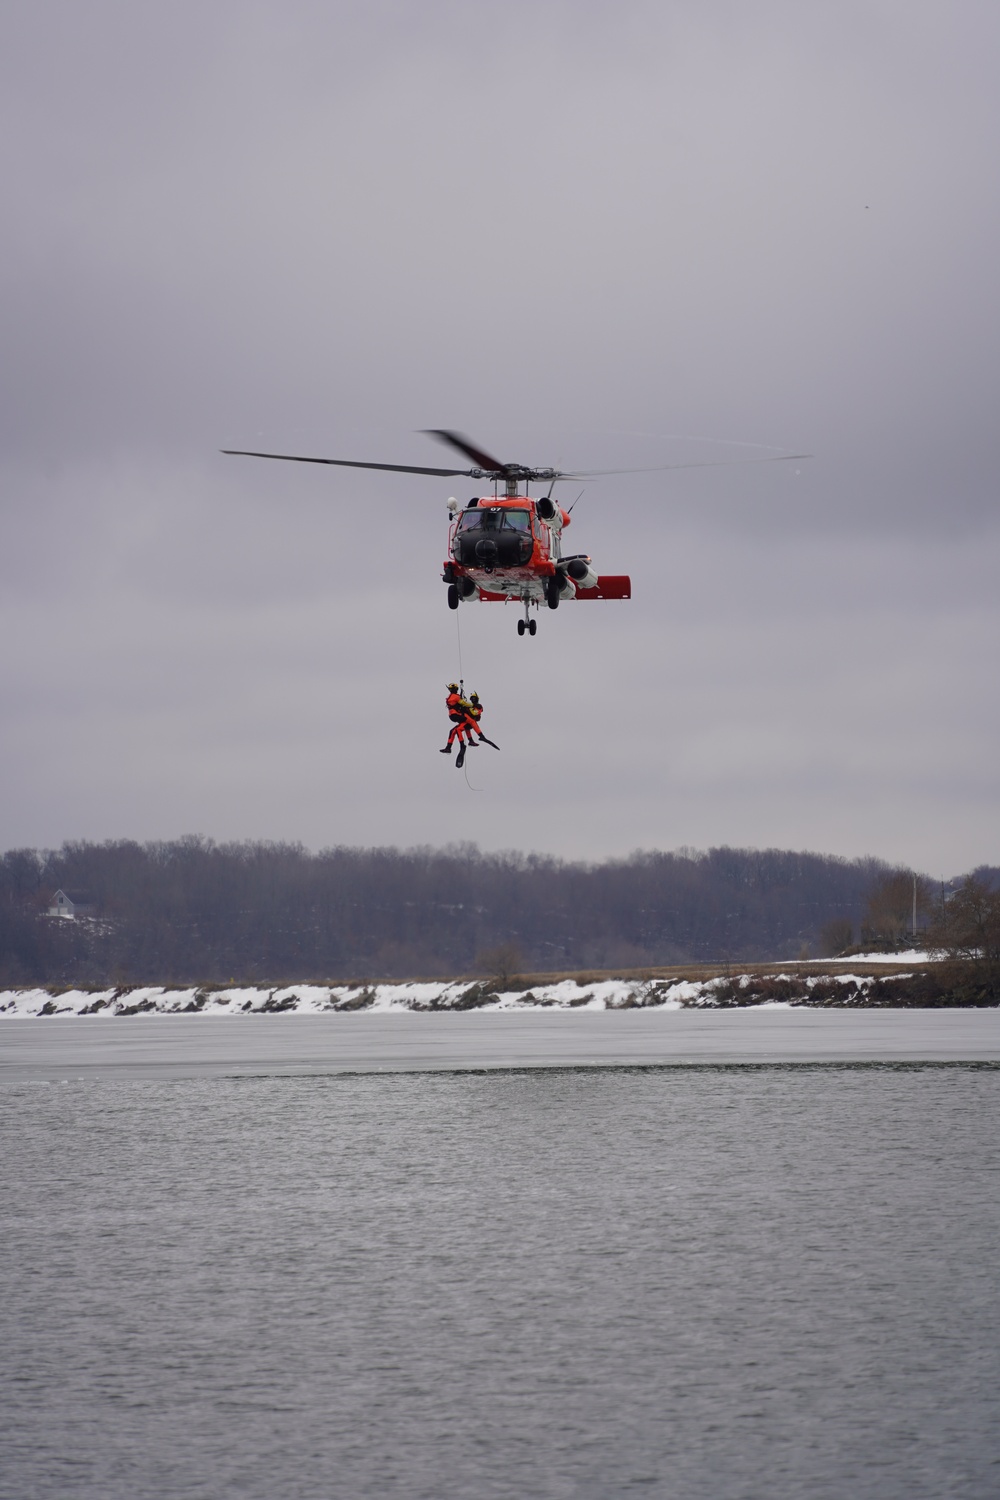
[1,0,997,875]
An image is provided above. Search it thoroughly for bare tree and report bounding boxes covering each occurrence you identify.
[476,943,523,989]
[861,872,934,950]
[819,917,854,957]
[926,877,1000,962]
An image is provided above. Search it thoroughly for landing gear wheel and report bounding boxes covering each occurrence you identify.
[517,619,525,636]
[546,576,560,609]
[528,618,537,636]
[447,583,459,610]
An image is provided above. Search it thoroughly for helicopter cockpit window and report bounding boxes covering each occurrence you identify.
[457,508,531,531]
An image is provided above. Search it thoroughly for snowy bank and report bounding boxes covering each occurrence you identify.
[0,969,948,1018]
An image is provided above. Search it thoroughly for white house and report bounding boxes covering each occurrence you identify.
[48,890,91,919]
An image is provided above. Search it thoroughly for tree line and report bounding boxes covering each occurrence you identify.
[0,837,995,987]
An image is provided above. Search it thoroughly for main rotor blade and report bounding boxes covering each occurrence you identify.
[222,443,810,484]
[559,454,811,478]
[422,429,512,474]
[222,449,473,477]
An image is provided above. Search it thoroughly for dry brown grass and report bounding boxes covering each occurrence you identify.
[201,958,925,991]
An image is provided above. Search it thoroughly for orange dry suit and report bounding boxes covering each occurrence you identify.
[446,689,478,747]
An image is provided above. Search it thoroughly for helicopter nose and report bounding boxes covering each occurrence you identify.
[475,538,499,565]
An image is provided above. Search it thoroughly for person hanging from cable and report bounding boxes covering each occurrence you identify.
[440,683,500,768]
[441,683,476,759]
[464,691,500,751]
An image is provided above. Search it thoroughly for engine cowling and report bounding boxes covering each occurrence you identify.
[535,497,570,532]
[564,556,599,590]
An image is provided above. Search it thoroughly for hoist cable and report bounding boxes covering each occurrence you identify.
[453,607,482,788]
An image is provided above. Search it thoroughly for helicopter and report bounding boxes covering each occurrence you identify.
[222,429,807,637]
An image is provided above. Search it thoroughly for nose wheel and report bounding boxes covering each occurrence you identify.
[518,603,537,637]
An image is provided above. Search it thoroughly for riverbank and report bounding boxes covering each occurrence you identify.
[1,958,996,1017]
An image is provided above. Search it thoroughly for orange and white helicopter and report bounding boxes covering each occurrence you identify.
[223,429,806,637]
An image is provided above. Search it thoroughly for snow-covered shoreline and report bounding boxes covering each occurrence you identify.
[0,970,936,1018]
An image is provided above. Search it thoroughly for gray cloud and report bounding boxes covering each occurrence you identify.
[1,0,997,873]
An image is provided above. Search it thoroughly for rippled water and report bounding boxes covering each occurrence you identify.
[3,1066,999,1499]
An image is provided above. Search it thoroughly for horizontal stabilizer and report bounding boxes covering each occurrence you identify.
[474,575,631,603]
[575,575,631,600]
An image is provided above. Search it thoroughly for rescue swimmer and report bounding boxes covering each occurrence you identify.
[440,684,499,768]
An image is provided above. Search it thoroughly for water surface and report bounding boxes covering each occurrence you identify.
[3,1065,999,1498]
